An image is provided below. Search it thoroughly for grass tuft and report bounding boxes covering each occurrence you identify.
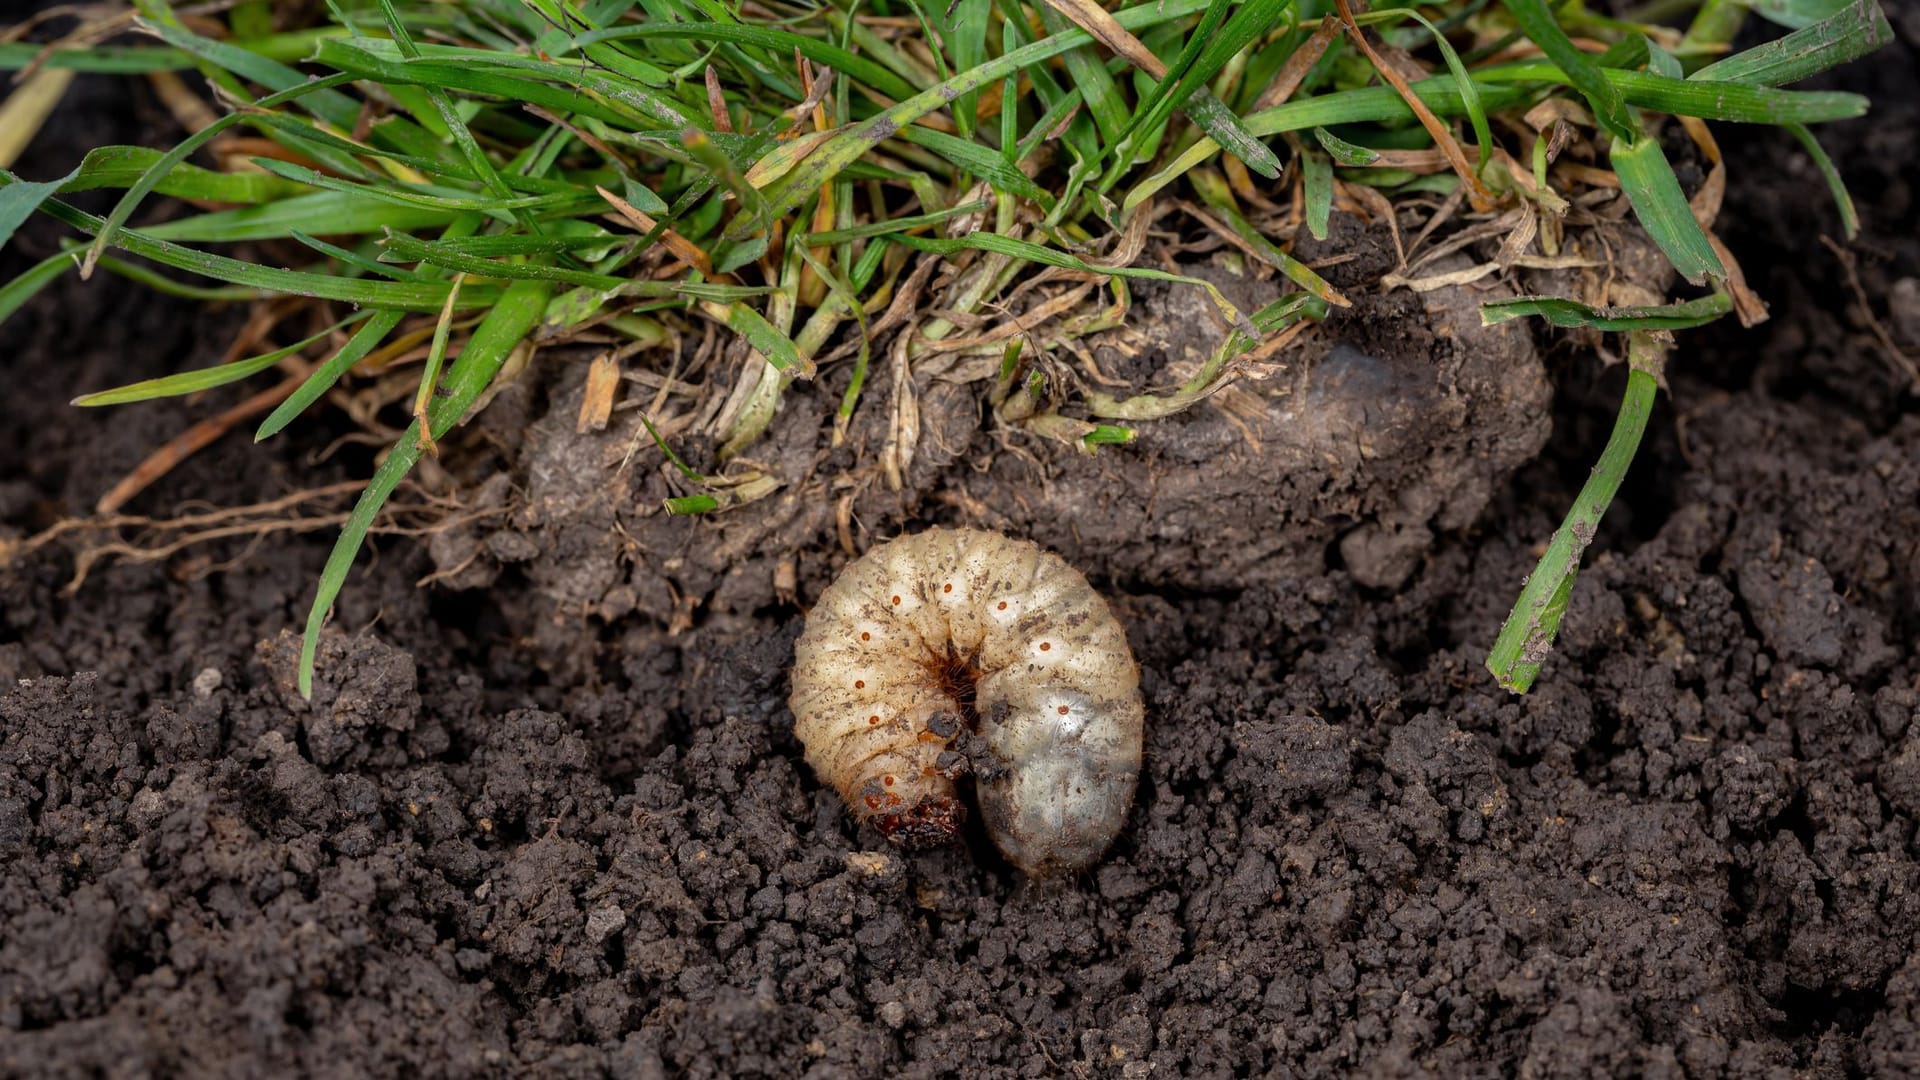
[0,0,1891,694]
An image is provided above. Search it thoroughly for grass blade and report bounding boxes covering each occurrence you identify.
[1044,0,1284,177]
[0,165,79,250]
[0,42,193,73]
[313,39,695,129]
[1500,0,1634,141]
[1036,2,1130,146]
[0,250,73,326]
[90,255,266,301]
[58,145,308,203]
[379,229,761,296]
[298,280,552,697]
[1128,78,1537,209]
[292,230,435,282]
[1399,9,1494,180]
[1188,168,1349,306]
[258,310,406,440]
[79,113,245,278]
[20,191,499,311]
[137,191,458,244]
[891,125,1054,207]
[1120,0,1240,151]
[1690,0,1891,86]
[312,42,653,129]
[572,23,919,104]
[246,157,576,214]
[373,0,524,229]
[1743,0,1854,31]
[1786,122,1859,238]
[1474,63,1868,123]
[937,0,992,138]
[1303,150,1333,241]
[1138,0,1295,161]
[1480,291,1733,330]
[73,314,368,405]
[1487,335,1664,692]
[701,300,814,377]
[1611,133,1725,285]
[803,199,992,244]
[741,0,1226,234]
[137,17,360,128]
[1314,127,1379,166]
[76,70,358,277]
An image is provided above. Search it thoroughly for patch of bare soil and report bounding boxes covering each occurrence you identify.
[5,33,1920,1077]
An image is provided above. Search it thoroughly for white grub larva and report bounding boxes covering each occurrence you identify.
[789,527,1144,876]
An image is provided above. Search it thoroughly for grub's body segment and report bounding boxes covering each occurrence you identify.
[789,528,1144,876]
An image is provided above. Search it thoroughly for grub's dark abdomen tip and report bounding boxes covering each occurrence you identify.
[874,796,967,850]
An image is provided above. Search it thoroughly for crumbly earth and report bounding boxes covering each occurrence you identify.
[4,35,1920,1079]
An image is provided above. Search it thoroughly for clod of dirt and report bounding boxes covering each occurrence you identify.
[442,232,1553,656]
[259,630,422,767]
[959,248,1550,592]
[440,358,832,676]
[1733,542,1895,677]
[1226,716,1353,806]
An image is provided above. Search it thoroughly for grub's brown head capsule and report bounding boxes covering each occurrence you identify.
[788,527,1144,876]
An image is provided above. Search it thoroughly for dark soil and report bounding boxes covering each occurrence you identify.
[5,30,1920,1078]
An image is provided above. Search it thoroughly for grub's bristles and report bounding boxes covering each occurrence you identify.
[789,528,1143,876]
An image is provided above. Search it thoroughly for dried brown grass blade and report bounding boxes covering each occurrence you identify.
[705,65,735,134]
[1252,18,1341,113]
[1331,0,1494,210]
[1042,0,1169,76]
[597,184,718,278]
[577,352,622,432]
[0,67,73,168]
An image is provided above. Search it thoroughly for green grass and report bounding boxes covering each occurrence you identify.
[0,0,1892,694]
[1485,331,1666,694]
